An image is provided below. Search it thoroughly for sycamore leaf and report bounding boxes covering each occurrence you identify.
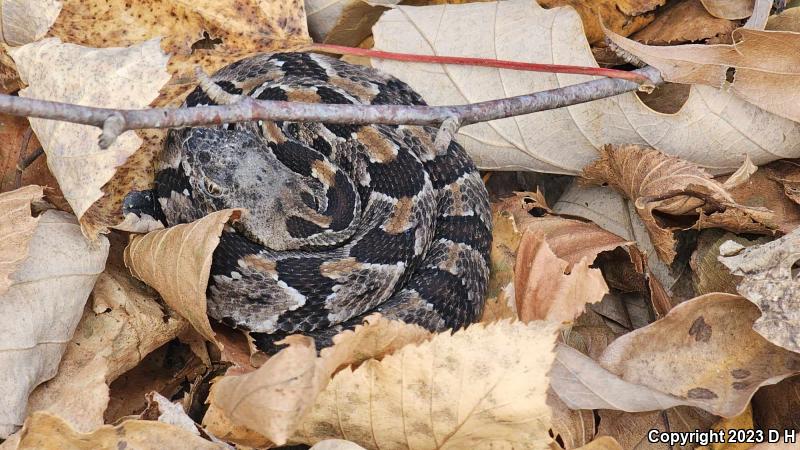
[372,0,800,175]
[16,412,225,450]
[292,320,558,449]
[581,144,774,263]
[9,38,170,237]
[719,227,800,353]
[0,0,61,46]
[124,209,242,344]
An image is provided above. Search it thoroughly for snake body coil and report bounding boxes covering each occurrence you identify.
[155,53,492,350]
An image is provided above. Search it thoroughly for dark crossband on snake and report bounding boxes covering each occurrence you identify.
[139,52,492,352]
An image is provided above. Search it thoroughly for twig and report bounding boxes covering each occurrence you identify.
[0,66,662,148]
[308,43,652,85]
[14,128,42,188]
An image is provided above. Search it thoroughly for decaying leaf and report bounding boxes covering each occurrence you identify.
[606,26,800,123]
[752,375,800,431]
[205,315,432,446]
[306,0,398,45]
[598,294,800,417]
[632,0,737,45]
[125,209,242,344]
[700,0,754,19]
[553,294,800,417]
[0,209,108,437]
[718,227,800,353]
[0,185,42,295]
[690,231,764,296]
[515,231,608,324]
[292,320,558,449]
[16,263,189,438]
[0,0,61,46]
[372,0,800,175]
[582,144,774,263]
[596,407,716,450]
[575,436,624,450]
[9,38,170,236]
[548,391,595,449]
[538,0,663,44]
[16,412,225,450]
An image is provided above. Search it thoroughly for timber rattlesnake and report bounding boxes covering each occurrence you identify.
[154,52,492,351]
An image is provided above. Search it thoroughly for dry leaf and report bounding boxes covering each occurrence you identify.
[582,144,774,263]
[205,316,433,446]
[690,231,764,296]
[0,185,42,295]
[575,437,624,450]
[372,0,800,175]
[696,404,753,450]
[718,227,800,353]
[538,0,663,44]
[723,162,800,233]
[632,0,737,45]
[752,375,800,432]
[15,263,189,438]
[767,7,800,32]
[311,440,368,450]
[0,209,108,437]
[292,320,558,449]
[599,293,800,417]
[306,0,399,45]
[596,407,716,450]
[0,0,61,46]
[9,38,170,236]
[515,231,608,324]
[553,294,800,417]
[606,26,800,123]
[548,391,595,449]
[700,0,754,19]
[17,412,225,450]
[125,209,242,344]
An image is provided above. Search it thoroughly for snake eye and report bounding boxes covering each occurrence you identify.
[203,178,224,196]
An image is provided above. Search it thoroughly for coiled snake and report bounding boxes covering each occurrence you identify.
[154,52,492,351]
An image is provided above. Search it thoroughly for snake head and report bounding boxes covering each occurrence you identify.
[171,126,324,251]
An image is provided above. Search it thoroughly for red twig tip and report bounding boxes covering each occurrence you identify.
[308,43,651,85]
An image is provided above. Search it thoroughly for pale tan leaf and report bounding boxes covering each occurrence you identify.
[700,0,754,19]
[16,412,225,450]
[599,294,800,417]
[0,0,61,45]
[372,0,800,175]
[767,7,800,32]
[718,227,800,353]
[0,185,42,296]
[125,209,242,344]
[606,26,800,123]
[311,440,368,450]
[515,231,608,324]
[0,210,108,437]
[8,38,169,236]
[206,316,430,446]
[722,155,757,190]
[553,294,800,417]
[293,320,558,449]
[306,0,399,45]
[632,0,737,45]
[582,144,774,263]
[14,263,189,439]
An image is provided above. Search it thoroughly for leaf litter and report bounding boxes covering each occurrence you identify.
[4,0,800,448]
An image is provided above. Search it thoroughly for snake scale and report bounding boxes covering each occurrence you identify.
[154,52,492,351]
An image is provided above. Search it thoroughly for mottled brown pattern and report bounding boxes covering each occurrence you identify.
[384,197,414,234]
[357,127,398,162]
[240,254,277,277]
[286,88,321,103]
